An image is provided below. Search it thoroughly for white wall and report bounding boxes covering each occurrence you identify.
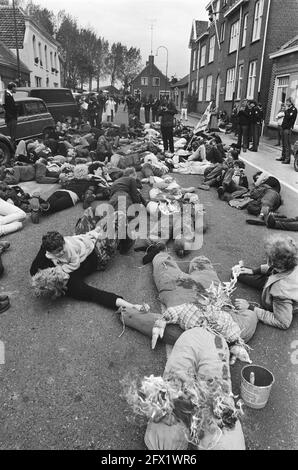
[11,19,61,88]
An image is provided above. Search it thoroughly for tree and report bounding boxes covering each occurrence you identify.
[56,12,81,89]
[120,47,142,91]
[105,42,126,86]
[25,1,56,36]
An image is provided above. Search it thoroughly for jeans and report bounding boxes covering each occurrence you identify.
[0,198,26,236]
[47,191,74,213]
[282,128,292,161]
[237,125,249,150]
[30,247,121,309]
[251,123,261,151]
[161,126,174,153]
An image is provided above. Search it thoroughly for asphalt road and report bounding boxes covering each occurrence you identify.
[0,107,297,450]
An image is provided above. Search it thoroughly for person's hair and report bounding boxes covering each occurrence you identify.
[286,97,294,105]
[8,82,17,90]
[265,236,298,272]
[88,162,104,174]
[42,231,64,253]
[230,149,240,160]
[123,167,137,177]
[265,176,281,193]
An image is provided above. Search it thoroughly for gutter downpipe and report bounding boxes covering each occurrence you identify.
[232,4,243,111]
[258,0,272,135]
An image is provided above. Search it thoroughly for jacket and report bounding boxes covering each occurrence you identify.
[110,176,142,204]
[237,108,250,126]
[4,91,17,121]
[249,106,263,125]
[282,105,297,130]
[254,264,298,329]
[46,229,100,274]
[158,102,177,127]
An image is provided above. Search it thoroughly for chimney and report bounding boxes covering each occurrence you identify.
[148,55,154,73]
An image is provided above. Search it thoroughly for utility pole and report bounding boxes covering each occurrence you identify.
[12,0,21,86]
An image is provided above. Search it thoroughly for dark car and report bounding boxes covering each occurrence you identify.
[0,97,55,164]
[15,87,80,122]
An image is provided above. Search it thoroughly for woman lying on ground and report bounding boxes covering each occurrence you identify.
[30,229,143,312]
[236,235,298,330]
[0,197,27,236]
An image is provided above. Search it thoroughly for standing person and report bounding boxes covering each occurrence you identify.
[158,98,177,155]
[248,101,263,152]
[277,97,297,164]
[143,96,151,124]
[133,97,141,120]
[237,100,250,153]
[87,94,98,128]
[3,82,18,149]
[151,97,160,122]
[275,104,285,147]
[180,97,188,121]
[96,91,106,128]
[105,96,116,123]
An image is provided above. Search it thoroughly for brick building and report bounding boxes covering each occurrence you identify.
[267,36,298,139]
[0,4,61,88]
[188,0,298,134]
[170,74,189,109]
[130,55,170,101]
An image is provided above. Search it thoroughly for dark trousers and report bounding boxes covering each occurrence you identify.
[107,111,114,123]
[251,123,261,151]
[161,126,174,153]
[144,108,150,123]
[282,128,292,162]
[237,124,249,150]
[47,191,74,213]
[88,115,97,128]
[30,247,121,309]
[152,110,158,122]
[0,256,4,277]
[271,215,298,231]
[96,110,103,128]
[238,272,269,291]
[6,119,17,144]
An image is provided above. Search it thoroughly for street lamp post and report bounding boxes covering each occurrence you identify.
[156,45,168,96]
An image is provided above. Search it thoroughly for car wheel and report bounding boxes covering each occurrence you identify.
[0,141,11,165]
[294,154,298,172]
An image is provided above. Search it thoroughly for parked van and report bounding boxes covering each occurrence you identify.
[15,87,80,122]
[0,97,55,164]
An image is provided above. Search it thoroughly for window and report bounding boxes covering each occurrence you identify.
[225,67,235,100]
[209,36,215,63]
[50,51,53,70]
[219,22,226,43]
[229,20,240,53]
[25,101,41,115]
[198,78,204,101]
[32,35,37,60]
[191,80,196,94]
[242,14,248,47]
[38,101,47,113]
[54,52,57,69]
[35,76,42,87]
[271,76,289,123]
[194,49,199,70]
[152,77,160,87]
[141,77,148,86]
[206,75,213,101]
[200,44,206,67]
[44,45,48,69]
[38,42,43,66]
[237,64,244,100]
[247,61,257,99]
[252,0,264,42]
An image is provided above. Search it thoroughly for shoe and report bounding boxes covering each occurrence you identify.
[40,201,50,212]
[0,241,10,254]
[197,184,210,191]
[83,189,96,209]
[30,195,41,224]
[217,187,224,200]
[142,243,166,265]
[276,158,284,161]
[282,160,290,164]
[0,299,10,315]
[246,219,266,226]
[0,294,9,302]
[266,213,276,228]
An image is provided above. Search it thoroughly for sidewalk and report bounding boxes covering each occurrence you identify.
[187,113,298,195]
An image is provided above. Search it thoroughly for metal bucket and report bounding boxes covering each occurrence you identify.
[241,365,275,409]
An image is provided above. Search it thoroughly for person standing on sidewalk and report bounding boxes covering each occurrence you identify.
[277,97,297,164]
[237,100,250,152]
[275,104,285,146]
[180,97,188,121]
[3,82,18,149]
[248,101,263,152]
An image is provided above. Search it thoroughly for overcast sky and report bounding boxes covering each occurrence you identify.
[33,0,208,80]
